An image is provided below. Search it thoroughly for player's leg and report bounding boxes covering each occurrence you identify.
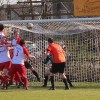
[15,72,24,88]
[59,62,70,90]
[2,69,9,89]
[2,61,11,89]
[42,75,48,87]
[0,74,3,86]
[61,73,70,90]
[66,74,73,87]
[9,64,23,88]
[24,61,40,82]
[49,74,55,90]
[49,63,58,90]
[8,64,23,87]
[18,64,28,90]
[0,64,4,86]
[42,71,49,87]
[8,74,15,86]
[42,67,52,87]
[30,67,40,82]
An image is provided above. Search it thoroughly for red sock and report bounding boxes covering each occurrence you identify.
[23,77,28,88]
[15,72,22,84]
[2,76,9,89]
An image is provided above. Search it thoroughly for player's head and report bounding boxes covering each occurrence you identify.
[0,23,4,31]
[48,37,54,44]
[14,30,20,38]
[19,39,26,46]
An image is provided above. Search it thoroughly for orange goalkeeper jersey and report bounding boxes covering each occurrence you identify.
[47,43,66,63]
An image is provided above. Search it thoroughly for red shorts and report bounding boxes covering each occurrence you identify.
[0,61,11,71]
[9,64,27,78]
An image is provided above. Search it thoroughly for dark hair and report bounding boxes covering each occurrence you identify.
[48,37,53,43]
[19,39,25,46]
[0,23,4,31]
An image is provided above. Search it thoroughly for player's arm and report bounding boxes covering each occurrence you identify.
[0,41,12,47]
[46,47,51,56]
[42,47,52,64]
[23,47,35,61]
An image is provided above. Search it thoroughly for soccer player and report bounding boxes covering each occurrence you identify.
[11,30,21,46]
[0,37,11,89]
[11,31,40,82]
[0,23,5,38]
[9,39,35,90]
[42,50,53,87]
[7,31,22,87]
[0,23,5,85]
[46,37,70,90]
[42,47,73,88]
[0,23,12,89]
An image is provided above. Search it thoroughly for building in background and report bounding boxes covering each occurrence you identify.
[0,0,74,20]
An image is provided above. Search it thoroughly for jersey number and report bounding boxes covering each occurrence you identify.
[16,50,19,56]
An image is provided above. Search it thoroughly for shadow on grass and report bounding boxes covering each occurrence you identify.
[32,82,100,89]
[0,82,100,92]
[30,82,100,89]
[29,84,100,90]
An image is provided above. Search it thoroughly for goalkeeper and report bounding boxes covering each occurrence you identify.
[42,51,53,87]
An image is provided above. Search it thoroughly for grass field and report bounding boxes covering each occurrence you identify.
[0,82,100,100]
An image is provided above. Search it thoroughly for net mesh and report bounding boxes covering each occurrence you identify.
[1,17,100,86]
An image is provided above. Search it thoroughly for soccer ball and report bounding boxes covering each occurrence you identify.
[27,23,33,29]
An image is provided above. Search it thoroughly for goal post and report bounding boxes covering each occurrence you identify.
[1,17,100,85]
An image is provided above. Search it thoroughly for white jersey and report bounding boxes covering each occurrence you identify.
[0,46,10,63]
[0,32,5,41]
[11,39,17,46]
[12,45,25,65]
[0,32,5,37]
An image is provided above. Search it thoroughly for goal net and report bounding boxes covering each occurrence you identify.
[1,17,100,86]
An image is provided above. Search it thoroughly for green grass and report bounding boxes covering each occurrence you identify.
[0,82,100,100]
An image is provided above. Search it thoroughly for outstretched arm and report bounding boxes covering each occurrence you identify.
[27,55,35,61]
